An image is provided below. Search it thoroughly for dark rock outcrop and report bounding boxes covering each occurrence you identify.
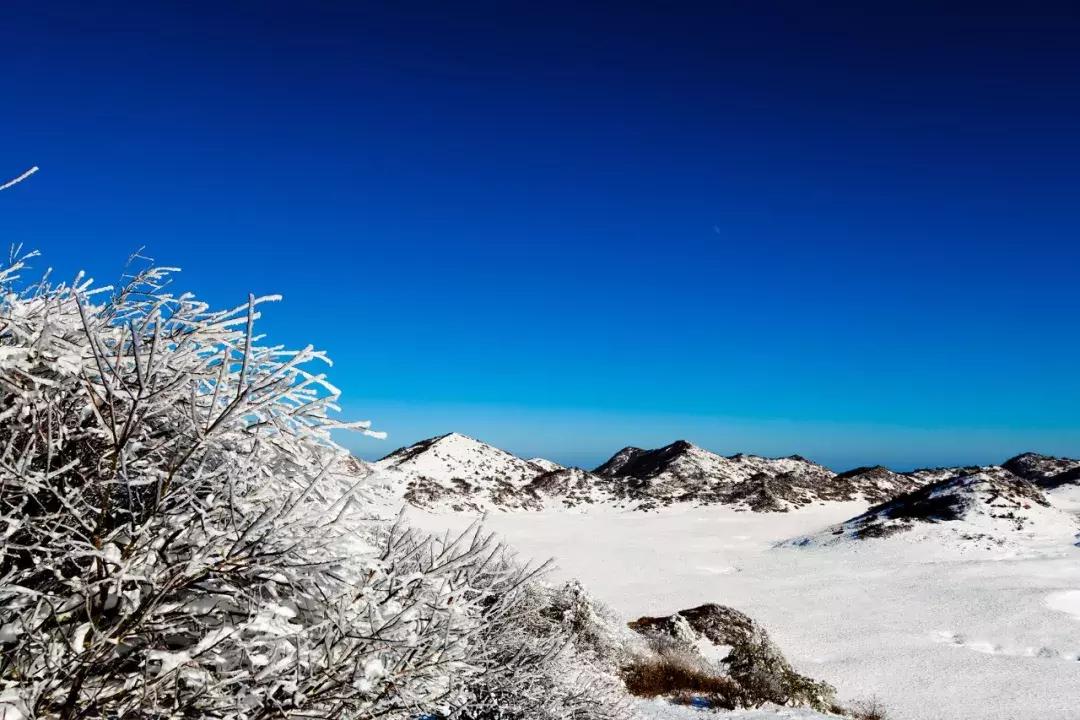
[526,468,615,507]
[629,604,836,711]
[1002,452,1080,489]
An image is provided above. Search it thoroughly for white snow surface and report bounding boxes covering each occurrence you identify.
[635,699,838,719]
[407,494,1080,720]
[1045,590,1080,621]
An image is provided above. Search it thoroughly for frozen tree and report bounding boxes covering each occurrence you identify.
[0,252,631,719]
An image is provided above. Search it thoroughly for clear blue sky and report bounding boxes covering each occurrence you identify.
[3,2,1079,471]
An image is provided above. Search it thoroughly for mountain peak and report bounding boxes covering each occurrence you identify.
[375,432,545,511]
[431,431,477,445]
[1001,452,1080,486]
[592,446,646,476]
[593,440,711,481]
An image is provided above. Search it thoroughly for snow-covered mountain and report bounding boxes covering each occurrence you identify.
[793,466,1080,550]
[373,433,553,511]
[371,435,1080,520]
[1001,451,1080,489]
[592,441,876,511]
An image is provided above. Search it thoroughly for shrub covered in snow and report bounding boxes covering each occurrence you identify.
[0,253,629,720]
[452,580,632,720]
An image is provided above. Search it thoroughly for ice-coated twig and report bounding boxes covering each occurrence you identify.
[0,166,39,192]
[0,250,628,720]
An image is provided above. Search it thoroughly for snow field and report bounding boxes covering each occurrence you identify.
[408,498,1080,720]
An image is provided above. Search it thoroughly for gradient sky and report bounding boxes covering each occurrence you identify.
[2,2,1079,470]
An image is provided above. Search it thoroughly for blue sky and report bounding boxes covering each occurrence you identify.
[2,2,1079,470]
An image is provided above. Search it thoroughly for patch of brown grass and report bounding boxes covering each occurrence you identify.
[621,653,740,709]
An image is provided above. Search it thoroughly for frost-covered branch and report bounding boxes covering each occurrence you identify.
[0,251,632,720]
[0,167,38,192]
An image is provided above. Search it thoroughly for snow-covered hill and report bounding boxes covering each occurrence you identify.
[903,453,1080,490]
[370,435,1080,520]
[828,465,922,503]
[373,432,553,510]
[372,436,864,512]
[592,441,889,511]
[793,466,1080,550]
[1002,451,1080,489]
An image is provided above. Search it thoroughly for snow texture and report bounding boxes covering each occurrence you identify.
[410,487,1080,720]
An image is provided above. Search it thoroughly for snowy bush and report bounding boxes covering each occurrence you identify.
[0,252,629,719]
[453,580,632,720]
[847,697,890,720]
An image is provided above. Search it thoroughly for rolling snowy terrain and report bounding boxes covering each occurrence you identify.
[369,435,1080,720]
[373,433,938,513]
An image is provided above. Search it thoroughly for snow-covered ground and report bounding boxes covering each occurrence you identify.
[635,699,837,719]
[408,493,1080,720]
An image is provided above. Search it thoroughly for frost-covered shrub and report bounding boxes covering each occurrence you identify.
[0,253,626,720]
[847,697,890,720]
[454,580,632,720]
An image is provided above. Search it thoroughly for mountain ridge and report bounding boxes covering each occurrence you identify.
[370,433,1080,514]
[789,465,1080,550]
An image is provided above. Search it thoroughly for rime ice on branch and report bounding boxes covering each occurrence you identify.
[0,252,625,720]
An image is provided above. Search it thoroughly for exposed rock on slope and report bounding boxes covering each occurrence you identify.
[829,465,922,503]
[591,446,646,476]
[630,604,758,649]
[628,604,836,711]
[905,465,987,485]
[1041,466,1080,491]
[1002,452,1080,489]
[528,457,564,473]
[526,467,617,508]
[375,433,618,511]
